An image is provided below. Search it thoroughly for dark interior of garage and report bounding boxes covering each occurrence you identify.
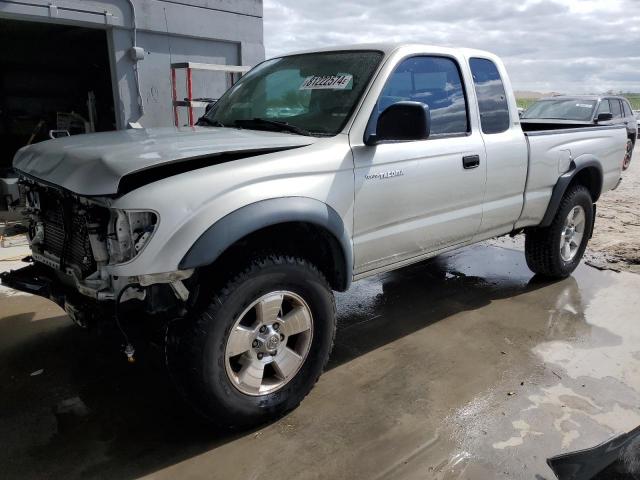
[0,19,116,175]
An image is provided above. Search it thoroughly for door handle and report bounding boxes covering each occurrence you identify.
[463,155,480,169]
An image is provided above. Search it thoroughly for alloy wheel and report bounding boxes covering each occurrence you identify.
[224,291,313,396]
[560,205,586,262]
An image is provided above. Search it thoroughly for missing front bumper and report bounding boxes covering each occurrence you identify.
[0,261,65,305]
[2,262,115,329]
[3,260,193,322]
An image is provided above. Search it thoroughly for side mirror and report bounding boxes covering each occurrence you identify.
[365,101,431,145]
[596,112,613,122]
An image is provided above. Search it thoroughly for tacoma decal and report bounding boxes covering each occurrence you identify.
[365,170,404,180]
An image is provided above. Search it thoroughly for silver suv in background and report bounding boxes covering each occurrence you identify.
[522,95,636,169]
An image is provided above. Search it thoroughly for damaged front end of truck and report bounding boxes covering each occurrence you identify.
[1,176,194,344]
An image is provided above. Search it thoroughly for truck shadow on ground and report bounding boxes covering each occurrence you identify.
[0,244,588,479]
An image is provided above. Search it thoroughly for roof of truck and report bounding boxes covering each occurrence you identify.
[280,43,496,59]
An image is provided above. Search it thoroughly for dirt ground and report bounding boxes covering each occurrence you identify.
[587,149,640,273]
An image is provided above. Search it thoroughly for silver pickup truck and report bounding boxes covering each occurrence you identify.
[2,44,628,427]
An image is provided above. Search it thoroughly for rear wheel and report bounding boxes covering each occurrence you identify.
[525,185,593,278]
[623,138,633,170]
[166,255,336,428]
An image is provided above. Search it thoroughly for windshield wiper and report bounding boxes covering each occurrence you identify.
[196,117,225,127]
[232,118,314,136]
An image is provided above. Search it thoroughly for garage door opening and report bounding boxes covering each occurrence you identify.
[0,19,116,176]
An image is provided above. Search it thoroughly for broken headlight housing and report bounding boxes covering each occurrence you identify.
[107,210,158,264]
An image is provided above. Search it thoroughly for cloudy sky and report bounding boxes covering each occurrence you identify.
[263,0,640,94]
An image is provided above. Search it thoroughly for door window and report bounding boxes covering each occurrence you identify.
[623,100,633,117]
[611,99,623,118]
[374,56,469,136]
[596,99,611,115]
[469,58,510,134]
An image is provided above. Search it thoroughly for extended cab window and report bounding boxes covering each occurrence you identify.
[374,56,468,136]
[469,58,510,134]
[623,101,633,117]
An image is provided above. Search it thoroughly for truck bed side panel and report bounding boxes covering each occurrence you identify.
[516,125,626,228]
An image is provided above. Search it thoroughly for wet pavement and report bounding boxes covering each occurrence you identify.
[1,243,639,479]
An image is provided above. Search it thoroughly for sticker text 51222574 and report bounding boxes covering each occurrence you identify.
[299,75,353,90]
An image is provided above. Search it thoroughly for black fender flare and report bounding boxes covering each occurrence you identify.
[178,197,353,290]
[539,156,603,227]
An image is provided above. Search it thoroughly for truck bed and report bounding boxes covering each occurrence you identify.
[516,124,627,229]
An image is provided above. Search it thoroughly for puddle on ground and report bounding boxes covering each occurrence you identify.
[442,261,640,477]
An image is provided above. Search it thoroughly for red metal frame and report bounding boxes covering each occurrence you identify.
[171,63,249,127]
[171,68,179,127]
[186,67,194,126]
[171,67,194,127]
[171,66,195,127]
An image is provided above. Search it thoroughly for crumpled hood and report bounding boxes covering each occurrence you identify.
[13,127,317,196]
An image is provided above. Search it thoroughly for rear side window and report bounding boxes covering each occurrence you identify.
[469,58,510,134]
[376,56,469,136]
[623,100,633,117]
[611,99,623,118]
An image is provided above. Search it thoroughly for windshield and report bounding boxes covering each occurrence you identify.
[522,99,597,121]
[201,51,383,136]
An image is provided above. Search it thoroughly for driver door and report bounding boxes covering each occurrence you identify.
[351,55,487,275]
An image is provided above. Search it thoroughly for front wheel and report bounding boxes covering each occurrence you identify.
[166,255,336,428]
[525,185,594,278]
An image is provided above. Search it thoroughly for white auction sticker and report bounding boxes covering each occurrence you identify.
[299,75,353,90]
[576,103,593,108]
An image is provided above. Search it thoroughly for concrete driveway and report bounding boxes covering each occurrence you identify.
[1,243,639,479]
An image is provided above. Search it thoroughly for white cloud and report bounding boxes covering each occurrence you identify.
[263,0,640,93]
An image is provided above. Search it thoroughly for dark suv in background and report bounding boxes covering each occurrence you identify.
[522,95,636,169]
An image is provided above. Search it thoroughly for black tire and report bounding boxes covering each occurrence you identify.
[166,255,336,428]
[525,185,594,278]
[623,138,633,170]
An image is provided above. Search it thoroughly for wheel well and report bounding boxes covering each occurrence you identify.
[199,222,349,292]
[568,166,602,202]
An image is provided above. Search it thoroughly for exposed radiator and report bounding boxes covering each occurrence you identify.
[37,190,98,278]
